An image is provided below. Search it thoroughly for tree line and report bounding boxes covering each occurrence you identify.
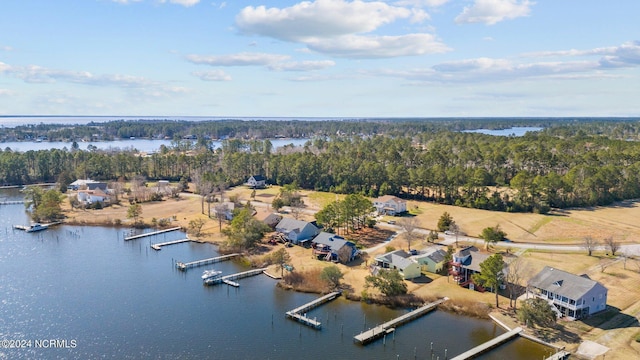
[4,119,640,213]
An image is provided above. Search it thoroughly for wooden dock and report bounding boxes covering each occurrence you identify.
[449,327,523,360]
[151,238,191,250]
[176,253,240,270]
[354,298,446,344]
[285,291,341,329]
[545,350,570,360]
[124,227,181,241]
[204,268,268,286]
[1,200,24,205]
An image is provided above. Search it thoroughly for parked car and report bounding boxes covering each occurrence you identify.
[387,220,396,225]
[444,230,455,235]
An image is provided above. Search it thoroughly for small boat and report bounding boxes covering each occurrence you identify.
[26,223,47,233]
[201,269,223,280]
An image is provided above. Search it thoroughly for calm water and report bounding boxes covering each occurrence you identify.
[0,138,309,153]
[462,127,543,137]
[0,189,551,359]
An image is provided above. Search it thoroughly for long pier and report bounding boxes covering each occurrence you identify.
[176,253,240,270]
[151,238,192,250]
[0,200,24,205]
[205,268,268,286]
[124,227,181,241]
[285,291,342,329]
[354,298,446,344]
[449,327,523,360]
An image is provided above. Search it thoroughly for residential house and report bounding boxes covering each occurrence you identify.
[414,247,448,274]
[373,249,421,280]
[527,266,608,320]
[77,189,110,205]
[246,175,267,188]
[449,246,494,291]
[275,218,320,245]
[262,213,283,229]
[373,195,407,216]
[311,232,359,264]
[213,202,236,221]
[68,179,107,191]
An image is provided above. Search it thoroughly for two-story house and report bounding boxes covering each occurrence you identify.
[527,266,608,320]
[373,195,407,216]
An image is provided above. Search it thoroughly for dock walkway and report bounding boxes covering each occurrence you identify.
[176,253,240,270]
[449,327,523,360]
[354,298,446,344]
[545,351,570,360]
[205,268,268,286]
[1,200,24,205]
[151,238,191,250]
[124,227,181,241]
[285,291,341,329]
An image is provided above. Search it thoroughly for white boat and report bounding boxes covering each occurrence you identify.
[201,269,222,280]
[26,223,47,233]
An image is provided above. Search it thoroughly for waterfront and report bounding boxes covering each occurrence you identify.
[462,127,543,137]
[0,189,551,359]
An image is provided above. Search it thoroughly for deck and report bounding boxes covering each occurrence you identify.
[545,350,570,360]
[449,327,523,360]
[124,227,181,241]
[204,268,269,286]
[285,291,342,330]
[354,298,446,345]
[176,253,240,270]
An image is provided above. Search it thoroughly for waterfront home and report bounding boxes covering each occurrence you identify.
[213,202,236,221]
[414,247,448,274]
[68,179,107,191]
[262,213,283,229]
[373,249,421,280]
[373,195,407,216]
[77,189,110,205]
[527,266,608,320]
[311,232,359,264]
[449,246,494,291]
[246,175,267,188]
[275,218,320,245]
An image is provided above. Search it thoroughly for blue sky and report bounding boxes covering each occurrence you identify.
[0,0,639,117]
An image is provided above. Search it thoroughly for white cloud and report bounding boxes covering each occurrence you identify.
[523,41,640,69]
[1,45,13,52]
[307,33,449,58]
[0,89,15,96]
[455,0,534,25]
[268,60,336,71]
[192,70,232,81]
[236,0,415,42]
[186,52,290,66]
[393,0,451,7]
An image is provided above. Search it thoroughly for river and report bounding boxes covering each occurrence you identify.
[0,188,552,359]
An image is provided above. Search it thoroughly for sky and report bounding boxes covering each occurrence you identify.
[0,0,639,118]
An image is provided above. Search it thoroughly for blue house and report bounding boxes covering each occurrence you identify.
[311,232,359,264]
[275,218,319,245]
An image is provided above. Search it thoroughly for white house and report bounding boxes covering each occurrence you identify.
[246,175,266,188]
[527,266,608,320]
[311,232,359,264]
[373,195,407,216]
[77,189,110,205]
[213,202,236,221]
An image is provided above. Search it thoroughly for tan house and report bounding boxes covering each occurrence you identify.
[373,195,407,215]
[373,249,421,280]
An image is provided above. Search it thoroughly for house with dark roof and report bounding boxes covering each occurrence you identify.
[373,249,421,280]
[448,246,495,291]
[274,218,320,245]
[414,247,448,274]
[527,266,608,320]
[262,213,283,229]
[311,232,359,264]
[246,175,266,188]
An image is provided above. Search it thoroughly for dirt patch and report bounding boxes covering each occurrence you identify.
[343,227,394,249]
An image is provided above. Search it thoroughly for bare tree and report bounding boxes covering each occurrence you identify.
[582,236,598,256]
[399,217,419,251]
[214,203,228,232]
[450,221,460,247]
[504,257,529,310]
[604,236,620,256]
[289,198,305,220]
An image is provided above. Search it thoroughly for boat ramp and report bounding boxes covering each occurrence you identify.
[124,227,181,241]
[176,253,240,270]
[285,291,341,329]
[354,298,446,345]
[204,267,268,287]
[151,238,192,250]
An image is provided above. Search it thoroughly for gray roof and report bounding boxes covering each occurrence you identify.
[312,232,353,252]
[276,218,318,233]
[528,266,607,300]
[415,247,447,263]
[376,250,416,271]
[250,175,266,181]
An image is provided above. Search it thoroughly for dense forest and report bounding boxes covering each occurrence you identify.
[2,118,640,213]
